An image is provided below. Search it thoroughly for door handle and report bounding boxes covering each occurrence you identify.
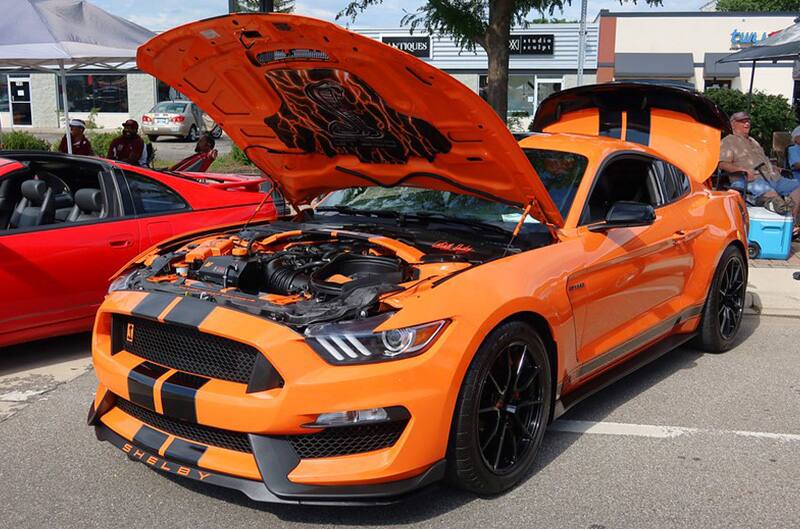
[672,230,688,243]
[109,238,132,248]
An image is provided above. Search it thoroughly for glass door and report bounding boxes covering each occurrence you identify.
[535,78,563,108]
[9,77,32,126]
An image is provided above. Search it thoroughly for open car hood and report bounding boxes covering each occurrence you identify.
[531,83,730,184]
[136,14,563,227]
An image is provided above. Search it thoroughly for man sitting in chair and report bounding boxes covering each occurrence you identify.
[719,112,800,228]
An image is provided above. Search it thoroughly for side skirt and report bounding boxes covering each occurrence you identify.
[553,332,697,419]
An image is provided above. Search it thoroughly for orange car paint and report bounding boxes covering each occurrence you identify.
[88,14,748,499]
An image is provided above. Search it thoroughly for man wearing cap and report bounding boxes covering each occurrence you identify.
[719,111,800,222]
[58,119,94,156]
[108,119,145,165]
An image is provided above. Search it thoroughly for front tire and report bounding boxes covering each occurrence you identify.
[693,245,747,353]
[446,321,552,495]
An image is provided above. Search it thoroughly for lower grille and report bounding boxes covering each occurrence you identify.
[112,315,261,384]
[287,421,408,459]
[117,399,252,453]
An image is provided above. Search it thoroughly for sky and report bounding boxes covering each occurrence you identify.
[92,0,708,32]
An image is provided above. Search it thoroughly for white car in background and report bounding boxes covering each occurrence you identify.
[141,101,221,142]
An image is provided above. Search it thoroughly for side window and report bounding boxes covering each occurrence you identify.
[581,156,660,225]
[124,172,188,215]
[661,164,690,204]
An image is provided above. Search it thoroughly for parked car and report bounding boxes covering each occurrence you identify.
[141,101,206,142]
[88,15,748,505]
[0,151,276,348]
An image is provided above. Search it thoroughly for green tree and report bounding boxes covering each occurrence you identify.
[704,88,797,152]
[716,0,800,11]
[338,0,662,119]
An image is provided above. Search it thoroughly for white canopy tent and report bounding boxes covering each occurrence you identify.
[0,0,154,152]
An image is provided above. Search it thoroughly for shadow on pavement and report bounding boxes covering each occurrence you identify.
[0,332,91,377]
[154,318,766,522]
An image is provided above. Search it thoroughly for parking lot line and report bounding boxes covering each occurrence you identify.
[551,419,800,442]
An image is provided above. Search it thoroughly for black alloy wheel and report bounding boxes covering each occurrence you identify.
[446,321,552,495]
[477,341,547,474]
[717,255,746,340]
[693,245,747,353]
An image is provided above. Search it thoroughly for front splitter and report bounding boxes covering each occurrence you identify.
[94,421,445,505]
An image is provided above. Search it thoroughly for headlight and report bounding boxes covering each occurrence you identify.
[107,269,139,294]
[305,314,448,365]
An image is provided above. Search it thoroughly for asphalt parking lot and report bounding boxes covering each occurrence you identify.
[1,314,798,529]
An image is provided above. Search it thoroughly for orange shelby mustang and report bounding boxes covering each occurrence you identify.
[88,13,748,504]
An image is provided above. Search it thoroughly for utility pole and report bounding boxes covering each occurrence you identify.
[576,0,588,86]
[259,0,274,11]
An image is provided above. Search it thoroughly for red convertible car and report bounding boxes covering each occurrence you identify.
[0,151,277,348]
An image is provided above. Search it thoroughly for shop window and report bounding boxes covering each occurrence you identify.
[157,80,187,103]
[704,79,732,91]
[479,74,562,119]
[0,74,8,113]
[57,75,128,113]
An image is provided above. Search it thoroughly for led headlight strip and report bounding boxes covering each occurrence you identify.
[305,314,447,365]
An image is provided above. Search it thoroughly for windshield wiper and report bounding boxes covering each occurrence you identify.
[315,205,400,220]
[404,212,512,237]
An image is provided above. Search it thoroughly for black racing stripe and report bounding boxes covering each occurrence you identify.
[132,425,169,453]
[625,109,651,146]
[599,109,622,139]
[128,361,170,411]
[164,438,208,466]
[131,292,177,319]
[161,371,210,423]
[163,297,215,328]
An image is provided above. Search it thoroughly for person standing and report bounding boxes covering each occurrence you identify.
[58,119,94,156]
[108,119,145,165]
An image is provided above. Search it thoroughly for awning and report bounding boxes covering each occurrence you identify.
[704,53,740,79]
[615,53,694,79]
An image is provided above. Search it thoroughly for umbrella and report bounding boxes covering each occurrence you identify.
[0,0,154,152]
[717,19,800,109]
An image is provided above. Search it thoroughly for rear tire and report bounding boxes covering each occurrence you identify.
[185,125,198,142]
[147,134,158,143]
[692,245,747,353]
[446,321,552,496]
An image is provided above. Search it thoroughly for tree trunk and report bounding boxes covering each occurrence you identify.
[483,0,514,120]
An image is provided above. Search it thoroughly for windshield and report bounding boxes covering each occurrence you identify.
[522,148,587,218]
[152,102,187,114]
[320,148,587,227]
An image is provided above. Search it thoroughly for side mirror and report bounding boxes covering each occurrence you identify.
[589,201,655,232]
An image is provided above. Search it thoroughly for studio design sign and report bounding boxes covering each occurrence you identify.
[509,34,555,55]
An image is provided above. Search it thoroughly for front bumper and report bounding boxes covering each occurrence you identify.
[91,404,444,505]
[90,290,463,502]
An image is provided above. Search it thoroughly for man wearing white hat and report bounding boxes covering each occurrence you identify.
[58,119,94,156]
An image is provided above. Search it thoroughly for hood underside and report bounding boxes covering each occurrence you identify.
[136,14,563,227]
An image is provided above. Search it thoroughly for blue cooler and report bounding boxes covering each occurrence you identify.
[747,206,793,260]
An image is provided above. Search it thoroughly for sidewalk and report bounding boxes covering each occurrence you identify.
[746,266,800,318]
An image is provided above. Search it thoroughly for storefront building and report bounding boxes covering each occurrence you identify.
[0,23,598,132]
[597,11,799,99]
[356,25,599,129]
